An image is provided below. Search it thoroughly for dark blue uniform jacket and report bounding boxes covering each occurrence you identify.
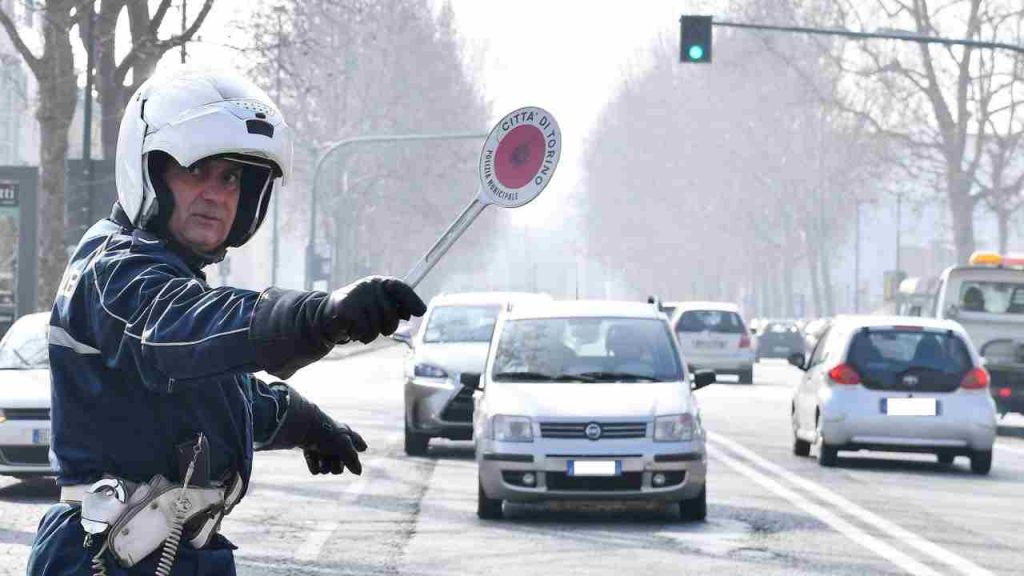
[28,213,291,575]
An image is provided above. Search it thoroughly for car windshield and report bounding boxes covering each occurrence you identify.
[492,317,683,382]
[0,315,49,370]
[676,310,746,334]
[846,329,971,391]
[957,281,1024,315]
[422,305,501,343]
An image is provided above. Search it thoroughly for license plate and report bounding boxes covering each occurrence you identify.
[883,398,937,416]
[32,428,50,445]
[774,346,789,352]
[568,460,620,477]
[694,340,724,349]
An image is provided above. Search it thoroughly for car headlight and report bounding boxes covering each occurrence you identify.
[654,414,694,442]
[414,363,448,378]
[492,415,533,443]
[0,409,5,424]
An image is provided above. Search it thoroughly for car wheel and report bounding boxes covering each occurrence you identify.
[477,480,503,520]
[970,450,992,475]
[792,408,811,456]
[816,416,838,467]
[936,452,955,465]
[678,484,707,522]
[404,421,429,456]
[738,368,754,384]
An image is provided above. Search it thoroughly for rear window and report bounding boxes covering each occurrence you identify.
[423,305,501,343]
[676,310,746,334]
[957,281,1024,314]
[846,329,972,392]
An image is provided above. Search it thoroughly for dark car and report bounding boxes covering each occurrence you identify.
[755,321,805,361]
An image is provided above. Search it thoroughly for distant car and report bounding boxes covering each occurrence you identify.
[399,292,551,455]
[670,302,755,383]
[474,300,715,520]
[755,320,805,361]
[789,315,997,474]
[801,317,831,353]
[0,312,53,478]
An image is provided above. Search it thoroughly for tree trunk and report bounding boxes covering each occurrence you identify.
[34,14,78,310]
[819,242,835,316]
[997,209,1009,255]
[805,235,823,317]
[948,168,977,263]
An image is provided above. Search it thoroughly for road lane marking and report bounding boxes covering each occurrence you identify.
[707,445,940,576]
[709,432,996,576]
[292,432,401,563]
[994,443,1024,457]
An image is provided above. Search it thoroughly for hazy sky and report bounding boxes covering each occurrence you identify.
[178,0,722,227]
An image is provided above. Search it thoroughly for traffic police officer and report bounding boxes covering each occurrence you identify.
[27,68,426,575]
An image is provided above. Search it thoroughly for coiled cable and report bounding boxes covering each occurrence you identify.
[154,503,186,576]
[90,541,109,576]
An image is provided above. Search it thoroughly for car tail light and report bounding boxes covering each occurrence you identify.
[828,364,861,385]
[997,387,1012,398]
[960,368,990,390]
[739,334,751,348]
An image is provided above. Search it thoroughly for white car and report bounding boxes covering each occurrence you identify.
[398,292,551,455]
[670,302,755,383]
[790,315,997,474]
[474,300,715,520]
[0,312,54,478]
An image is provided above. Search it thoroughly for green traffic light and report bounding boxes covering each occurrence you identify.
[688,44,705,61]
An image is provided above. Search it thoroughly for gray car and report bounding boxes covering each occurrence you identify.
[399,292,550,455]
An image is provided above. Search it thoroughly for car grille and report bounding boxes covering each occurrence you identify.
[0,446,50,466]
[2,408,50,421]
[539,422,647,440]
[439,374,479,423]
[546,472,643,491]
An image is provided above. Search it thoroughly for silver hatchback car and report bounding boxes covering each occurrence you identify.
[789,316,997,474]
[399,292,550,455]
[474,301,715,520]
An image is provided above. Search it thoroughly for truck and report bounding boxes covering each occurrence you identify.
[924,252,1024,416]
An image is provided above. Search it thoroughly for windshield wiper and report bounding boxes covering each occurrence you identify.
[492,371,555,381]
[578,371,661,382]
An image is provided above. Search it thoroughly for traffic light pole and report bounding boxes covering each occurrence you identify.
[304,131,488,290]
[711,20,1024,55]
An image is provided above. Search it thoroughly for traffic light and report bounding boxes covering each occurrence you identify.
[680,15,713,63]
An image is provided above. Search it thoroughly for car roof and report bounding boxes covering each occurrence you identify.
[828,314,964,333]
[672,301,741,313]
[505,300,665,321]
[429,291,551,306]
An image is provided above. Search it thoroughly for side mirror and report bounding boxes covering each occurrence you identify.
[787,353,806,370]
[460,372,483,391]
[749,327,758,335]
[691,369,716,390]
[390,325,413,348]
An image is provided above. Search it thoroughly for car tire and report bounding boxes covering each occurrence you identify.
[404,422,429,456]
[970,450,992,475]
[678,485,707,522]
[816,416,838,467]
[936,453,955,465]
[738,368,754,384]
[477,480,503,520]
[793,434,811,457]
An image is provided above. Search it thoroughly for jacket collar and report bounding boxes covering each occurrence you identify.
[109,203,225,273]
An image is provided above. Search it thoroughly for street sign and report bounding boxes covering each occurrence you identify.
[404,106,562,288]
[0,182,17,208]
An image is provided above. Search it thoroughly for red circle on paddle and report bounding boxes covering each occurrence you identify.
[494,125,545,189]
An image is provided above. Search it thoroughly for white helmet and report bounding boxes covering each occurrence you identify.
[115,67,293,248]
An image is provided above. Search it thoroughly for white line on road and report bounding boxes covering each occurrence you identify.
[293,470,369,562]
[994,443,1024,457]
[709,432,996,576]
[707,445,941,576]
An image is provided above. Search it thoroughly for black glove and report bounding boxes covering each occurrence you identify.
[323,276,427,344]
[302,418,368,476]
[250,277,426,378]
[258,384,368,475]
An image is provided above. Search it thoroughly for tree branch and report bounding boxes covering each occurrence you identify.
[0,6,42,77]
[115,0,215,87]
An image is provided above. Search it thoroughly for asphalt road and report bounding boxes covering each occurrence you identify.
[1,344,1022,575]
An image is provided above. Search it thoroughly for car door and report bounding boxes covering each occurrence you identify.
[797,326,832,431]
